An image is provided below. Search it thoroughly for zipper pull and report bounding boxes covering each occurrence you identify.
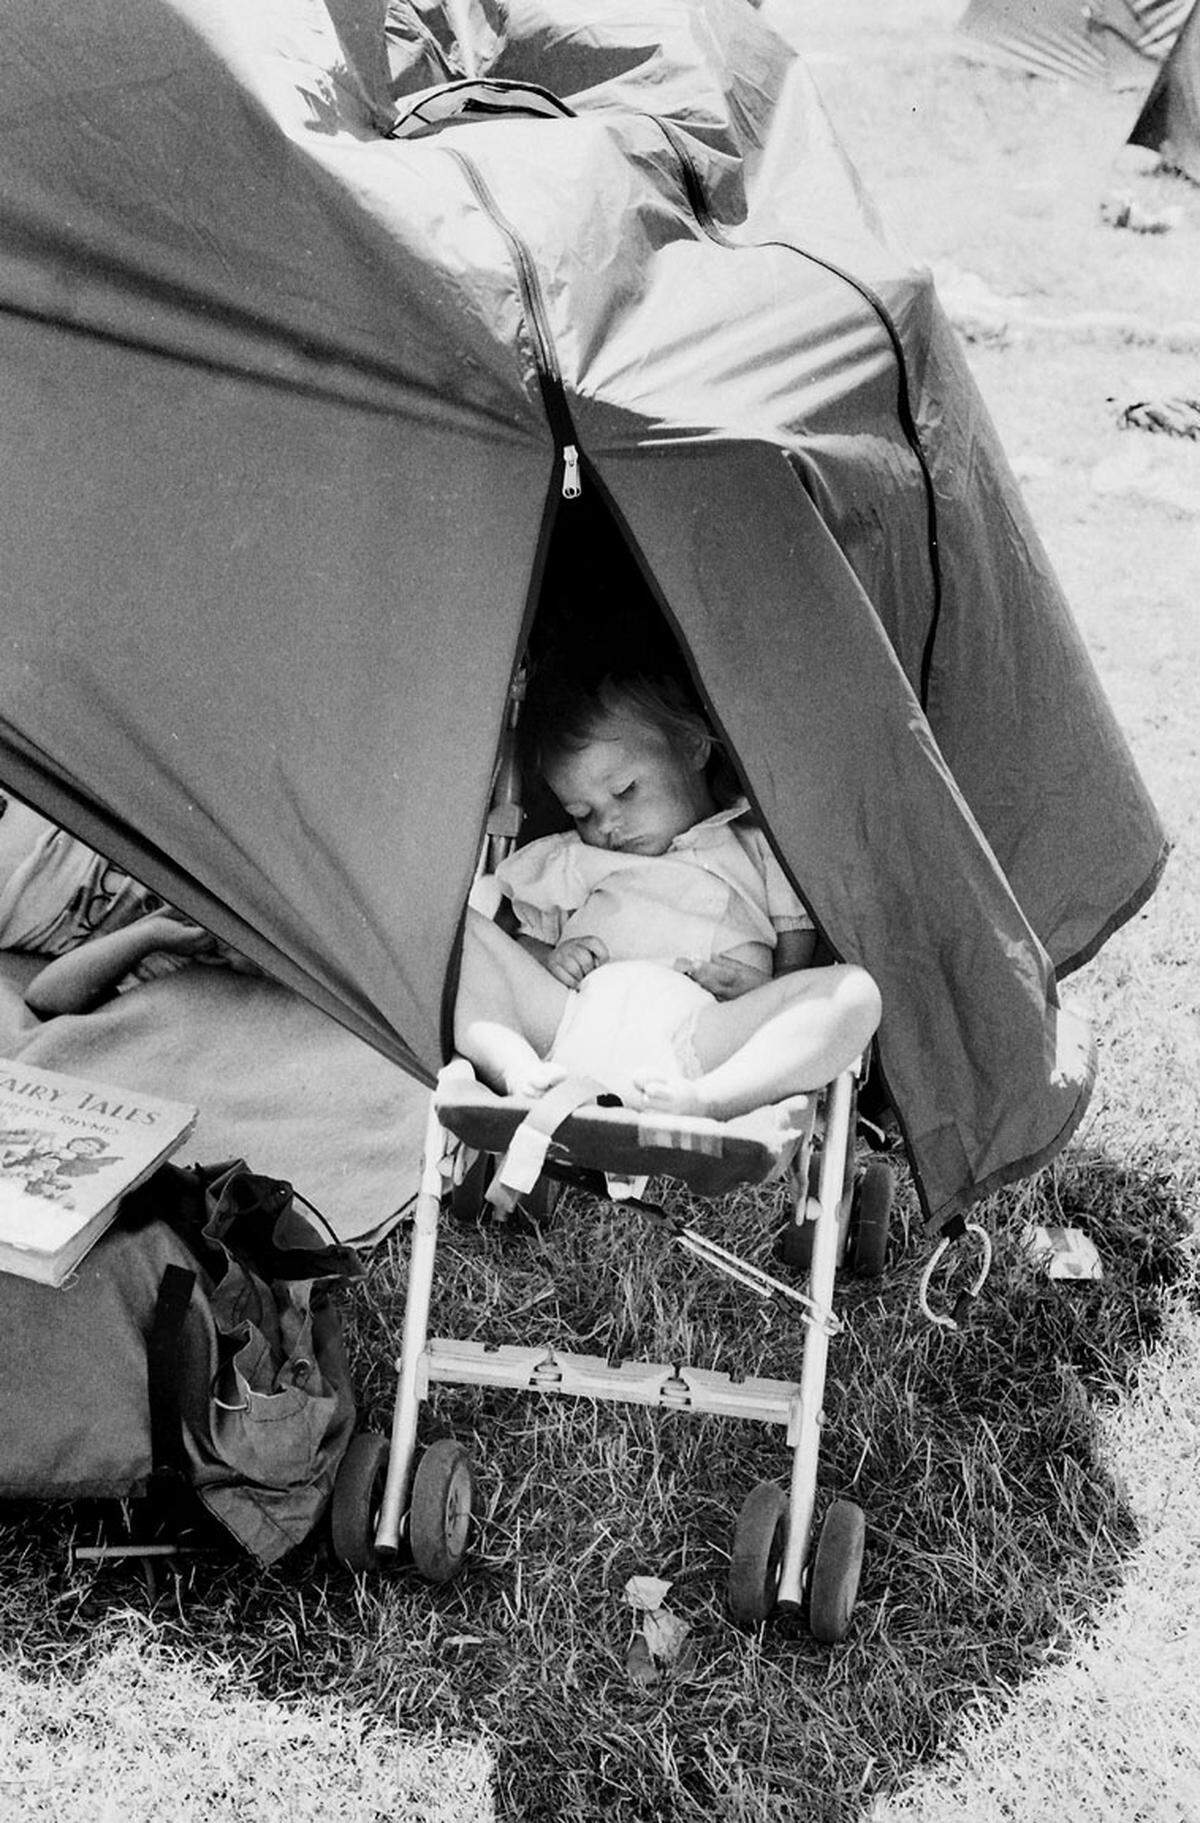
[561,443,582,500]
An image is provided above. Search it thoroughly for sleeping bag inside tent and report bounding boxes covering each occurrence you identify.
[0,0,1168,1226]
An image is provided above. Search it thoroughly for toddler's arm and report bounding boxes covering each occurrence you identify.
[675,954,765,999]
[677,928,816,1000]
[486,900,606,988]
[544,934,608,987]
[24,911,215,1017]
[497,912,561,975]
[491,873,605,986]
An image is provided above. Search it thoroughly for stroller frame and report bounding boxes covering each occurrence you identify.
[333,1039,891,1641]
[329,679,893,1638]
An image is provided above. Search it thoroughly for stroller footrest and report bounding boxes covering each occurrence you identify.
[424,1338,801,1427]
[435,1075,814,1196]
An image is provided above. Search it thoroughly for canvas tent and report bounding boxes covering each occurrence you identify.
[959,0,1192,85]
[1129,0,1200,175]
[0,0,1167,1227]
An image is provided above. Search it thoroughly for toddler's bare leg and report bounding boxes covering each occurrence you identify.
[635,965,881,1119]
[454,909,572,1097]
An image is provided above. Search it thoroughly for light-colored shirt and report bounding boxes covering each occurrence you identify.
[0,797,158,956]
[496,800,811,977]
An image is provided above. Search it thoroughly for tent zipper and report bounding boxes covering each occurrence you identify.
[445,147,582,501]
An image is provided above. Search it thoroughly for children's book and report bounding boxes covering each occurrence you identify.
[0,1059,197,1287]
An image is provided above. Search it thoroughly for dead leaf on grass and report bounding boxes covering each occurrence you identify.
[622,1574,696,1683]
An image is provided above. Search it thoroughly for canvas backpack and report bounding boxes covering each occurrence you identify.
[0,1158,363,1564]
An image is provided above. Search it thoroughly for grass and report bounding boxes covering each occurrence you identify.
[2,3,1199,1819]
[1,1149,1194,1819]
[873,1303,1200,1822]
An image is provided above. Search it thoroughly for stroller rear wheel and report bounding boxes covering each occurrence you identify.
[521,1173,561,1222]
[448,1148,561,1225]
[728,1480,788,1628]
[777,1215,815,1273]
[847,1161,893,1277]
[448,1149,490,1221]
[808,1498,865,1643]
[777,1151,823,1271]
[330,1430,389,1572]
[409,1438,474,1583]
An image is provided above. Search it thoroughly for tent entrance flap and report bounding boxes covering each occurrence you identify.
[589,440,1108,1226]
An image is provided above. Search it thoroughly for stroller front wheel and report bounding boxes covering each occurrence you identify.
[728,1480,788,1628]
[808,1498,866,1643]
[409,1438,474,1583]
[330,1430,389,1572]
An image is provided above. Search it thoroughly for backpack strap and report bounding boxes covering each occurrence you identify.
[146,1262,197,1499]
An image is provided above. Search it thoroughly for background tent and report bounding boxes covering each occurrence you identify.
[1129,0,1200,175]
[959,0,1192,85]
[0,0,1167,1226]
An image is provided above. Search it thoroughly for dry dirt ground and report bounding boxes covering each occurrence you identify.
[789,0,1199,1142]
[786,2,1200,1813]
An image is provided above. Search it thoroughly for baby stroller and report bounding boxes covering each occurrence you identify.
[328,658,897,1640]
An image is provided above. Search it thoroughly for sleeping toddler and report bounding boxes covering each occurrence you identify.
[455,671,881,1118]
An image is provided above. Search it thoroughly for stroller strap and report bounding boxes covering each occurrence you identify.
[487,1076,611,1213]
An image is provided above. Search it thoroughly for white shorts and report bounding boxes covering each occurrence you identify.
[547,960,713,1103]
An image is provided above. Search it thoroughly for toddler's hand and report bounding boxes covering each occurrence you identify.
[675,955,769,1000]
[547,935,608,987]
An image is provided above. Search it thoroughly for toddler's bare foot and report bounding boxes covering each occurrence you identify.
[459,1021,567,1101]
[631,1074,712,1118]
[504,1058,569,1100]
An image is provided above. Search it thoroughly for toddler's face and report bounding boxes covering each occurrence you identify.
[545,709,714,856]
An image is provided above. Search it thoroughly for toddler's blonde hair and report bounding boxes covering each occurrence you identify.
[522,669,740,806]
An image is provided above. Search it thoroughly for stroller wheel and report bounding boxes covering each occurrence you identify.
[448,1152,560,1227]
[808,1498,865,1643]
[777,1217,814,1272]
[448,1149,490,1222]
[519,1174,561,1223]
[409,1438,474,1583]
[777,1151,822,1270]
[847,1162,894,1277]
[728,1481,788,1628]
[330,1431,389,1572]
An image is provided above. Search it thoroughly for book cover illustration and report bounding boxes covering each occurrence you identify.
[0,1059,196,1279]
